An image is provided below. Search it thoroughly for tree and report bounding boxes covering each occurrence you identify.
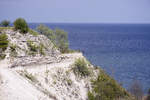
[0,20,10,27]
[36,24,69,53]
[36,24,55,42]
[54,28,69,53]
[13,18,28,33]
[129,80,143,100]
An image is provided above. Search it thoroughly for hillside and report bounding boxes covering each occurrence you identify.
[0,28,133,100]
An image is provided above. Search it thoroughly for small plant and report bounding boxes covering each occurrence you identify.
[73,58,91,77]
[0,54,6,60]
[0,20,10,27]
[66,79,72,86]
[39,43,45,55]
[0,33,9,50]
[10,43,17,57]
[13,18,29,33]
[0,33,9,59]
[27,40,38,52]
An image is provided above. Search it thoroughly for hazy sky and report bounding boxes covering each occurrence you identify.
[0,0,150,23]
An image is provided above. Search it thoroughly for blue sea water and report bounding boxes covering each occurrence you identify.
[29,23,150,93]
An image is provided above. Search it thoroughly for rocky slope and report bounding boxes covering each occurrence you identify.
[0,28,132,100]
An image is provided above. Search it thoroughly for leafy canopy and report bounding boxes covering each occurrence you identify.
[13,18,29,33]
[36,24,69,53]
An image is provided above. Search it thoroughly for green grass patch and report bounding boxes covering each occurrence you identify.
[0,27,13,31]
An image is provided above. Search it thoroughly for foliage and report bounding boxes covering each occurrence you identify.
[73,58,91,77]
[54,28,69,53]
[29,29,39,36]
[0,33,9,50]
[27,40,45,56]
[0,54,6,60]
[0,33,8,60]
[39,43,45,55]
[27,40,38,55]
[13,18,29,33]
[0,20,10,27]
[36,24,55,42]
[0,27,13,31]
[10,43,17,57]
[36,24,69,53]
[88,69,130,100]
[129,80,143,100]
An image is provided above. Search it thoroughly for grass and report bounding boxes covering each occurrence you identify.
[0,27,13,31]
[27,40,38,55]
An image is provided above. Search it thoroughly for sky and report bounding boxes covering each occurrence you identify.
[0,0,150,23]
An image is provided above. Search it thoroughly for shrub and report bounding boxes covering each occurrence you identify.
[13,18,28,33]
[39,43,45,55]
[73,58,90,77]
[0,20,10,27]
[0,33,9,50]
[0,33,8,60]
[27,40,38,55]
[88,69,130,100]
[10,43,17,57]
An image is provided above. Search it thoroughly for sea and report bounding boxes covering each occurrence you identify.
[29,23,150,93]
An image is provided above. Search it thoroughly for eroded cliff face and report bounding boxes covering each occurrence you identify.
[0,29,132,100]
[0,29,99,100]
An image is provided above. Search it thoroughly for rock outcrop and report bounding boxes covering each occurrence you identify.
[0,29,60,67]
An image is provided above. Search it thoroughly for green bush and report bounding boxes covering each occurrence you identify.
[88,69,130,100]
[13,18,28,33]
[10,43,17,57]
[0,33,8,60]
[27,40,38,55]
[39,43,45,55]
[0,20,10,27]
[73,58,90,77]
[0,33,9,50]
